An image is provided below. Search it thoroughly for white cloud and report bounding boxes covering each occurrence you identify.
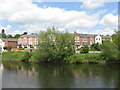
[81,0,104,9]
[19,24,46,34]
[0,25,12,33]
[99,14,118,27]
[93,27,117,35]
[0,0,100,30]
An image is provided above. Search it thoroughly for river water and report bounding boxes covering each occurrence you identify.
[1,61,119,88]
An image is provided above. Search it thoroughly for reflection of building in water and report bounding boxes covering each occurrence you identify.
[3,64,38,77]
[0,64,3,70]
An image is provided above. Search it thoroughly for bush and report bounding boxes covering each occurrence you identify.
[64,53,102,63]
[91,43,101,51]
[21,52,32,62]
[80,45,89,54]
[7,46,13,51]
[101,40,118,61]
[3,46,7,50]
[19,48,24,50]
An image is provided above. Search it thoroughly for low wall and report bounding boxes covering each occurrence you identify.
[89,51,102,53]
[11,48,36,52]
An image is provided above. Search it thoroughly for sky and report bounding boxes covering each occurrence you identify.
[0,0,118,35]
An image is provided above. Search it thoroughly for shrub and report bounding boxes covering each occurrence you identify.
[7,46,13,51]
[80,45,89,54]
[21,52,32,62]
[19,48,24,50]
[3,46,7,50]
[64,53,102,63]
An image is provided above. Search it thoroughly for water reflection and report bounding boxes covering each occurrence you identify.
[2,61,118,88]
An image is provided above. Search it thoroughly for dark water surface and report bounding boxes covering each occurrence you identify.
[1,61,119,88]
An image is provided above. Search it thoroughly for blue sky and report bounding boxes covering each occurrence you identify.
[0,0,118,35]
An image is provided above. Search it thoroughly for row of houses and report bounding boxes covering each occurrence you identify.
[0,32,112,51]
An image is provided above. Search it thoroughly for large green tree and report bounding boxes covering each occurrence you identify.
[14,34,21,38]
[101,30,119,62]
[35,27,75,62]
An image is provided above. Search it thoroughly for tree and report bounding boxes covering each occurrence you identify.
[91,43,101,51]
[22,32,27,35]
[14,34,21,38]
[80,45,89,54]
[101,30,119,62]
[35,27,75,62]
[101,40,118,61]
[7,46,13,51]
[2,29,5,34]
[7,34,13,38]
[1,29,7,38]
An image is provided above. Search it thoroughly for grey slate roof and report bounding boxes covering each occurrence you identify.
[79,34,97,38]
[21,34,39,38]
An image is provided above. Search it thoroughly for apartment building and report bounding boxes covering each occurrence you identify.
[18,34,39,49]
[74,32,111,49]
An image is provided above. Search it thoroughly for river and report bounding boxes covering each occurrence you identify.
[1,61,119,88]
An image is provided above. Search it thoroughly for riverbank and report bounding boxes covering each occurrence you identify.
[1,51,107,64]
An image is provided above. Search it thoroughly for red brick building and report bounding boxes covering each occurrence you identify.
[3,38,18,47]
[74,32,112,49]
[18,34,39,49]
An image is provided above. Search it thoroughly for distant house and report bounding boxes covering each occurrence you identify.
[74,32,112,49]
[0,38,18,51]
[18,34,39,49]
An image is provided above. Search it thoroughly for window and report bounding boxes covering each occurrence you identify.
[75,37,79,40]
[75,41,80,45]
[82,42,87,45]
[24,37,27,40]
[29,38,33,40]
[90,41,94,45]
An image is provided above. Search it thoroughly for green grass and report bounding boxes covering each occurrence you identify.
[64,53,105,64]
[2,51,105,64]
[2,51,24,60]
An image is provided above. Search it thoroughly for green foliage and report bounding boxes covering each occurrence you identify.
[101,40,118,61]
[65,53,103,64]
[1,29,7,38]
[91,43,101,51]
[2,52,24,60]
[19,48,24,50]
[21,52,32,62]
[14,34,21,38]
[35,27,75,62]
[7,46,13,51]
[22,32,27,35]
[80,45,89,54]
[3,46,7,50]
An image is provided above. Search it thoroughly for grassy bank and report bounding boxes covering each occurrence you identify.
[2,51,24,60]
[64,53,105,64]
[1,51,105,64]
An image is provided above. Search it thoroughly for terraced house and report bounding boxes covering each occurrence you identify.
[17,32,112,50]
[18,34,39,49]
[74,32,112,49]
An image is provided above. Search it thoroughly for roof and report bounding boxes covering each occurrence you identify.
[0,38,18,42]
[78,34,112,38]
[79,34,97,38]
[20,34,39,38]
